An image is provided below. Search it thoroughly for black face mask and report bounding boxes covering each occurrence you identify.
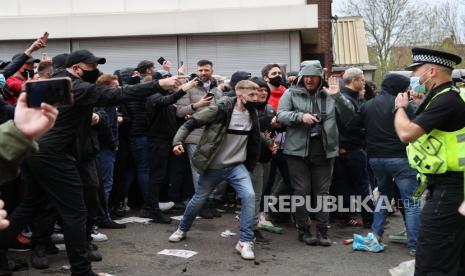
[269,75,282,87]
[128,76,141,85]
[21,69,35,79]
[80,68,100,83]
[243,99,256,111]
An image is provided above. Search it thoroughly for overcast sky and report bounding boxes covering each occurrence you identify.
[331,0,465,42]
[332,0,465,17]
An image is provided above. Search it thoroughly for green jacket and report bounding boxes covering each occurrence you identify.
[277,86,354,158]
[173,97,268,173]
[0,120,38,185]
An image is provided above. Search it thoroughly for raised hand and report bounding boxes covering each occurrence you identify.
[323,76,340,95]
[159,76,182,90]
[179,79,198,92]
[25,32,48,56]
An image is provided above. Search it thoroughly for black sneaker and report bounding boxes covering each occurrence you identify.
[96,219,126,229]
[212,199,226,213]
[87,243,102,262]
[298,228,318,246]
[210,201,222,218]
[317,231,332,247]
[172,201,186,210]
[30,245,49,269]
[140,207,171,224]
[199,205,214,219]
[0,259,28,275]
[253,229,270,244]
[111,202,127,218]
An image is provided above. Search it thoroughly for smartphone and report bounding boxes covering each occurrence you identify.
[157,57,166,66]
[25,77,73,108]
[206,92,215,98]
[42,32,49,45]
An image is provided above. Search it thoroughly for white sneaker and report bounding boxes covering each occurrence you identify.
[91,228,108,242]
[235,241,255,260]
[159,202,175,211]
[169,229,186,242]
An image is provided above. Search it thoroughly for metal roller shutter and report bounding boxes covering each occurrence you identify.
[185,32,292,78]
[0,39,70,64]
[75,36,178,74]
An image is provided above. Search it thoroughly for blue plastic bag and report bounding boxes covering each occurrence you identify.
[352,233,384,253]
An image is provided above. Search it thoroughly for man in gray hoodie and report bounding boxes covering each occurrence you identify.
[277,60,354,246]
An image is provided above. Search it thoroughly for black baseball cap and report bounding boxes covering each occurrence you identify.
[12,53,40,64]
[65,49,106,68]
[0,59,10,69]
[52,53,69,70]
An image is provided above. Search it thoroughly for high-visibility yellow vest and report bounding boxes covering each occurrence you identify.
[407,87,465,174]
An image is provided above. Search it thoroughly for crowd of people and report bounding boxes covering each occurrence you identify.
[0,32,464,276]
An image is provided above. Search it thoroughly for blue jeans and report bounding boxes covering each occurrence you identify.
[96,148,116,221]
[186,143,228,200]
[369,158,422,250]
[179,164,255,242]
[129,136,150,203]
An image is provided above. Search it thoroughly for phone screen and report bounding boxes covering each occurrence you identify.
[26,78,73,107]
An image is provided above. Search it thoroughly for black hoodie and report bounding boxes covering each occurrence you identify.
[357,73,415,157]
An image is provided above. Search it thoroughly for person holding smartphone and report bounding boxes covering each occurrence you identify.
[175,59,223,218]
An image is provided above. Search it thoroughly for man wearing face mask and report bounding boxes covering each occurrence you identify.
[277,60,354,247]
[0,49,180,276]
[5,53,40,105]
[262,64,286,111]
[169,80,277,260]
[393,48,465,276]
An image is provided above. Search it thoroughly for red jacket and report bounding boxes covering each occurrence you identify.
[268,85,287,111]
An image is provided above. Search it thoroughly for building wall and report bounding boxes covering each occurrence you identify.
[0,0,317,40]
[303,0,333,72]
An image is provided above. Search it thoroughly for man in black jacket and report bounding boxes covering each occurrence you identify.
[355,73,421,255]
[0,49,179,276]
[142,79,198,222]
[335,67,373,227]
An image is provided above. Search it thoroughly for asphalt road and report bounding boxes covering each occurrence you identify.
[13,210,412,276]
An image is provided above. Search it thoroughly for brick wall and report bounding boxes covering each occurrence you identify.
[306,0,333,73]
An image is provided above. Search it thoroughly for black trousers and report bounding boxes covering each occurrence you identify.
[0,154,93,276]
[145,141,171,207]
[286,154,334,232]
[111,137,131,207]
[265,149,292,197]
[31,201,58,247]
[415,173,465,276]
[30,159,101,247]
[337,149,374,223]
[168,151,194,202]
[78,159,101,240]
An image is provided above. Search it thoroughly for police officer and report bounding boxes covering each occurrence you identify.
[393,48,465,275]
